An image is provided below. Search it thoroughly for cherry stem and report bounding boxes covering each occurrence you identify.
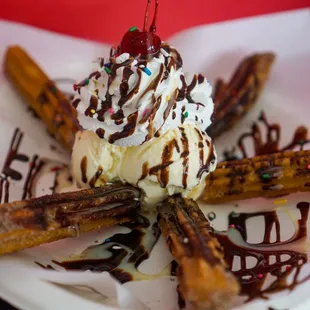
[143,0,152,32]
[149,0,159,33]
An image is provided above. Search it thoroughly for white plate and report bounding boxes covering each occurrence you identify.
[0,8,310,310]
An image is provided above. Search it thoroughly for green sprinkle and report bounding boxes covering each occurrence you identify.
[129,26,137,32]
[184,112,189,118]
[84,79,90,85]
[262,173,270,179]
[104,67,112,74]
[299,139,305,145]
[231,211,239,218]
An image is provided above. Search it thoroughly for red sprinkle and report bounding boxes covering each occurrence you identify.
[108,108,114,115]
[50,166,62,172]
[73,84,78,91]
[286,265,292,271]
[229,224,235,229]
[307,163,310,170]
[257,273,264,279]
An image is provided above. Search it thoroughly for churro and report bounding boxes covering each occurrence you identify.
[208,53,275,138]
[203,150,310,204]
[0,183,140,255]
[157,196,240,309]
[4,46,79,151]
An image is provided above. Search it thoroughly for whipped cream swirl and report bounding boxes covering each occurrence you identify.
[72,43,214,147]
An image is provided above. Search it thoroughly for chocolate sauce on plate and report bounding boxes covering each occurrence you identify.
[50,217,161,283]
[223,111,309,161]
[216,202,310,301]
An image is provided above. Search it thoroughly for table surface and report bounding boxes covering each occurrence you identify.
[1,0,310,43]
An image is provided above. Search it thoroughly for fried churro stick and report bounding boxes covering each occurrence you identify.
[208,53,275,138]
[202,150,310,204]
[4,46,79,151]
[157,196,240,310]
[0,183,140,255]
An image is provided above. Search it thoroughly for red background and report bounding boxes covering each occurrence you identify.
[1,0,310,43]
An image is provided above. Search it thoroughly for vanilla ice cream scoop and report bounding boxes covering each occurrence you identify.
[72,125,216,206]
[71,42,217,207]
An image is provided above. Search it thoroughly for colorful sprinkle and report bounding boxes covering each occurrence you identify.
[50,166,63,172]
[129,26,138,32]
[54,115,62,123]
[286,265,292,271]
[183,111,189,118]
[257,273,264,279]
[229,224,235,229]
[104,67,112,74]
[73,84,78,91]
[207,212,216,221]
[50,86,57,94]
[84,79,90,85]
[307,163,310,170]
[231,211,239,217]
[273,198,288,205]
[143,108,150,117]
[299,139,305,145]
[183,238,189,244]
[105,238,111,243]
[262,173,270,179]
[108,108,114,115]
[90,109,96,115]
[142,67,152,76]
[112,245,122,250]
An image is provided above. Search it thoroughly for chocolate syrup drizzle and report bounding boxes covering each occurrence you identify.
[75,40,205,145]
[216,202,310,301]
[223,111,309,161]
[22,155,45,200]
[50,216,161,284]
[137,126,215,190]
[0,128,29,203]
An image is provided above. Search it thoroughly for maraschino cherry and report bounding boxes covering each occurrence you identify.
[119,0,161,57]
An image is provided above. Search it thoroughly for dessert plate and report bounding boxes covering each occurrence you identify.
[0,8,310,310]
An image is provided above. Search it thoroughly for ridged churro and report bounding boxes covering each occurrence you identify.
[208,53,275,138]
[4,46,79,151]
[203,150,310,204]
[157,196,240,310]
[0,183,140,255]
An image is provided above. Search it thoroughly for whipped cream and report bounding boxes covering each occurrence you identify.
[72,43,214,147]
